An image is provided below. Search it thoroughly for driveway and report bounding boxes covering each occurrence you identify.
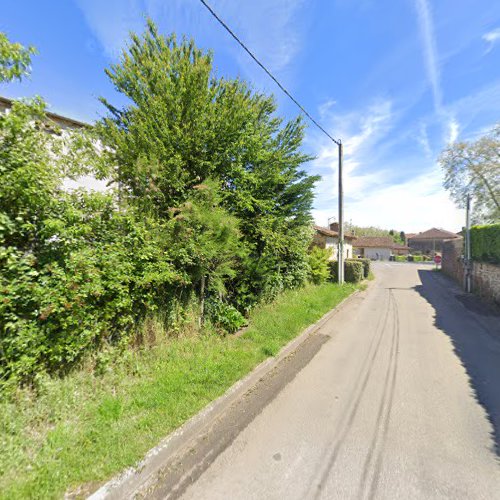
[178,263,500,500]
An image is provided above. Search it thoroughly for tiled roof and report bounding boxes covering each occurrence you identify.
[0,95,88,129]
[353,236,395,248]
[313,225,356,240]
[408,228,460,240]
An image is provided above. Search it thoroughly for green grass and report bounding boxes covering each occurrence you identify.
[0,282,359,499]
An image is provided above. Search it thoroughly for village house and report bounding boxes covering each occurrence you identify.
[392,244,411,256]
[407,228,461,256]
[352,236,396,260]
[0,95,87,130]
[312,225,356,260]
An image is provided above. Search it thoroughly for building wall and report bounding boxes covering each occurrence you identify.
[442,238,464,285]
[408,238,455,255]
[356,247,392,260]
[472,262,500,307]
[442,237,500,306]
[313,234,353,260]
[393,247,409,256]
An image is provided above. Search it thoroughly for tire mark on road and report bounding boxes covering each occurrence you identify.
[312,289,392,498]
[366,289,400,500]
[356,289,399,499]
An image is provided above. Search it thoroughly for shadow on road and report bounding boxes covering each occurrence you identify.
[415,269,500,456]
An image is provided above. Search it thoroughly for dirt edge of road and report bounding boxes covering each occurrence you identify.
[88,285,369,500]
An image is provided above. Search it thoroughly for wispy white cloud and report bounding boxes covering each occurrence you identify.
[482,27,500,53]
[308,97,466,232]
[308,99,394,217]
[76,0,146,58]
[313,167,464,233]
[76,0,308,82]
[447,116,459,143]
[318,99,337,119]
[417,122,433,157]
[414,0,442,113]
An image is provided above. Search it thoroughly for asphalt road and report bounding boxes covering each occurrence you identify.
[179,263,500,500]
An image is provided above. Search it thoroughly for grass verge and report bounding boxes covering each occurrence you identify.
[0,282,360,499]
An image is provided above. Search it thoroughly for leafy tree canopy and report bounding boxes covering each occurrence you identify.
[440,124,500,223]
[0,32,36,83]
[345,223,404,245]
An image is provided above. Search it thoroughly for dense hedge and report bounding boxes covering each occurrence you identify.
[352,258,370,278]
[345,260,364,283]
[328,259,365,283]
[471,224,500,264]
[308,247,331,284]
[0,27,320,389]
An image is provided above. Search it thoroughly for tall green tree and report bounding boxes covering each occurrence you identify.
[98,20,318,308]
[440,124,500,223]
[0,32,36,83]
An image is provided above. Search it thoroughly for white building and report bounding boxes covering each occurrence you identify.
[313,225,356,261]
[353,236,395,260]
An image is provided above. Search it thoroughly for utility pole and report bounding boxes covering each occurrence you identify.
[465,194,472,293]
[338,141,344,284]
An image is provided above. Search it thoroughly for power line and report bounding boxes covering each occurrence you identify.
[197,0,341,146]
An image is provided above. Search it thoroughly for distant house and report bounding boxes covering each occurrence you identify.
[0,95,87,130]
[392,244,411,256]
[404,233,417,246]
[0,95,110,192]
[313,225,355,260]
[353,236,396,260]
[407,228,460,256]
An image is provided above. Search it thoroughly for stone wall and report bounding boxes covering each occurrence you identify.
[472,261,500,306]
[442,236,500,306]
[442,238,464,285]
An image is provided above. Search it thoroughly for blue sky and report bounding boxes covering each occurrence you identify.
[2,0,500,232]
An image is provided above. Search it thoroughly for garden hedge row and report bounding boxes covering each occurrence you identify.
[471,223,500,264]
[328,259,366,283]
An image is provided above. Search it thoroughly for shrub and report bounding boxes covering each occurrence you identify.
[345,260,364,283]
[328,260,364,283]
[351,258,370,278]
[395,255,406,262]
[308,246,331,284]
[328,260,338,282]
[471,224,500,264]
[205,299,247,334]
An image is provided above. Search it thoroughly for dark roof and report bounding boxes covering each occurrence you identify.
[408,228,460,240]
[0,96,89,129]
[313,225,356,240]
[353,236,395,248]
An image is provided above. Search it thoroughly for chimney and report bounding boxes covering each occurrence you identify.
[329,222,339,232]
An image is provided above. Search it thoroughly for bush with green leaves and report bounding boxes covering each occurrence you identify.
[345,260,364,283]
[98,20,318,312]
[308,246,331,284]
[0,98,181,387]
[205,299,247,334]
[471,223,500,263]
[328,260,338,282]
[1,25,320,389]
[328,259,364,283]
[352,258,370,278]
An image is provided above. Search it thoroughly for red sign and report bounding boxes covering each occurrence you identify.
[434,255,442,264]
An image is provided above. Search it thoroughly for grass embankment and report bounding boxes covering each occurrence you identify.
[0,282,360,499]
